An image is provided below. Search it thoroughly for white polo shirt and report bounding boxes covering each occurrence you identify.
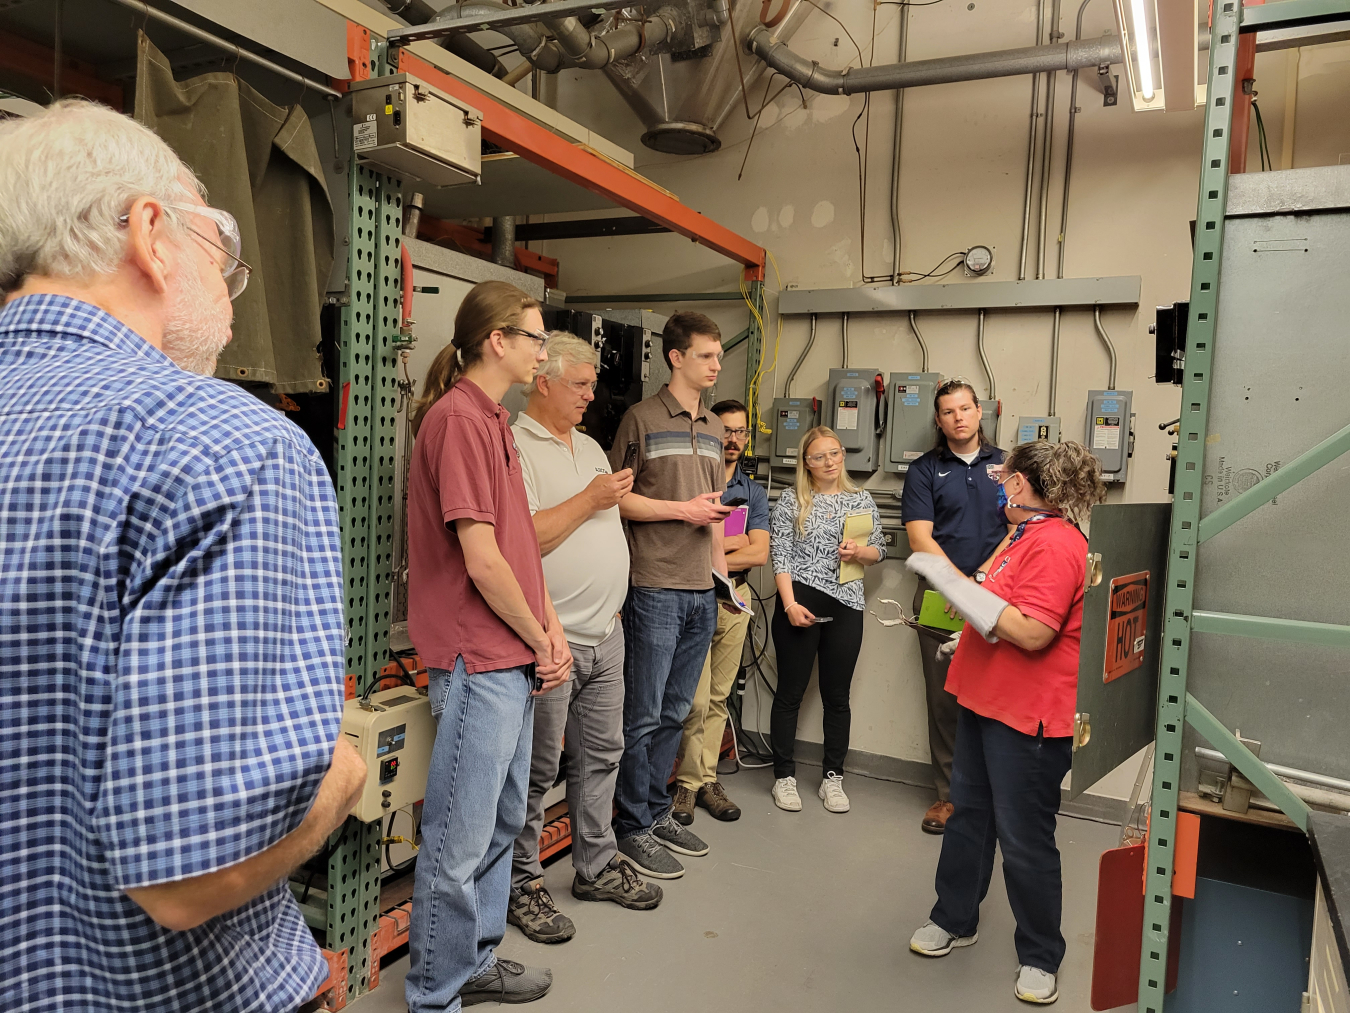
[512,412,630,646]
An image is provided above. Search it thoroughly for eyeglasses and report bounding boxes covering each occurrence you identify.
[723,427,751,439]
[502,325,549,352]
[805,447,844,465]
[555,377,597,395]
[118,202,252,300]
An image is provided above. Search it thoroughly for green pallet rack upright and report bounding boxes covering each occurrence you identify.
[327,35,404,1002]
[1139,1,1350,1009]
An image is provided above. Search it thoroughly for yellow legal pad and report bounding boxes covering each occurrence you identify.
[839,510,873,583]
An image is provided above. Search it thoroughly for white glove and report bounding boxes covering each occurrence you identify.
[937,630,961,661]
[905,552,1008,642]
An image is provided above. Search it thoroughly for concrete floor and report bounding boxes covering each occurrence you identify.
[360,763,1121,1012]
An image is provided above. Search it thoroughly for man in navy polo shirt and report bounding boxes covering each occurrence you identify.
[901,379,1006,835]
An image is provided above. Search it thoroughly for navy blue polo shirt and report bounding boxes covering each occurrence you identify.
[900,442,1006,575]
[724,465,770,580]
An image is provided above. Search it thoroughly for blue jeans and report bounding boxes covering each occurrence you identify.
[931,706,1073,973]
[406,657,534,1013]
[614,587,717,840]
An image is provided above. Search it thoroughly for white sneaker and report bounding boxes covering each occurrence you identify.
[818,772,850,813]
[1015,965,1059,1004]
[771,777,802,811]
[909,920,978,957]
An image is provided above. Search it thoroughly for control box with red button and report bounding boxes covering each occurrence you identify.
[341,686,435,823]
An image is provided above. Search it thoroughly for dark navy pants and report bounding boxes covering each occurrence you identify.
[930,706,1073,972]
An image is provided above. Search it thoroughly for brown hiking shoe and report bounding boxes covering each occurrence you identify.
[922,800,954,835]
[697,780,742,822]
[672,784,697,826]
[507,878,575,944]
[572,856,663,910]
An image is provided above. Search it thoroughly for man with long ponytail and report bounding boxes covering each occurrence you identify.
[404,281,570,1012]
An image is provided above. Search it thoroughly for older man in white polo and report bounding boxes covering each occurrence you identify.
[507,332,663,943]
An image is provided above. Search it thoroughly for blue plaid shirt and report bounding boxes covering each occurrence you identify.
[0,296,346,1012]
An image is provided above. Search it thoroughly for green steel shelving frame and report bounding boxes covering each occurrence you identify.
[1139,1,1350,1008]
[326,36,404,1001]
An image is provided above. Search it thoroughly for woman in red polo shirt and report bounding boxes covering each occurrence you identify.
[905,440,1106,1006]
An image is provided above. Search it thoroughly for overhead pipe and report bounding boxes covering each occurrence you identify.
[431,2,566,73]
[1094,306,1117,390]
[377,0,508,77]
[1018,0,1046,282]
[1049,308,1061,415]
[842,313,850,369]
[491,215,516,268]
[785,313,817,397]
[890,7,910,285]
[1037,0,1063,281]
[908,312,929,373]
[746,25,1122,95]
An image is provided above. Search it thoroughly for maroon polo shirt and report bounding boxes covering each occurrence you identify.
[407,378,547,674]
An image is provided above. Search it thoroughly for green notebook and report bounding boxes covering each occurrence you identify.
[918,590,966,632]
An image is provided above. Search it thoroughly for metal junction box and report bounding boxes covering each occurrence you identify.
[826,368,881,472]
[351,74,482,187]
[1085,390,1133,483]
[1015,415,1061,445]
[884,371,940,474]
[769,397,816,468]
[341,686,435,823]
[978,400,1000,446]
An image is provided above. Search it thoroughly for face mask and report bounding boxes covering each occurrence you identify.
[996,479,1009,510]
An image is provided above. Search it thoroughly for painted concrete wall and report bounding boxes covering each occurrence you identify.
[512,5,1348,798]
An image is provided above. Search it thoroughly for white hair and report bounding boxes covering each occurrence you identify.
[0,99,203,293]
[524,331,599,396]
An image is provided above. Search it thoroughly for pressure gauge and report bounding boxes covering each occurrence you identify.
[964,245,994,276]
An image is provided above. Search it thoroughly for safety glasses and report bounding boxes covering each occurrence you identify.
[118,202,252,301]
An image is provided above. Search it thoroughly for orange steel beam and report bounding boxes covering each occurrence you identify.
[0,29,124,108]
[1228,0,1263,172]
[395,48,766,278]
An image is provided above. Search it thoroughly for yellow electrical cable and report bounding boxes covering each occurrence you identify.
[741,252,784,453]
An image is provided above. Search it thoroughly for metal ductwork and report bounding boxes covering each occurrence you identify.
[746,24,1124,95]
[431,2,568,73]
[378,0,510,78]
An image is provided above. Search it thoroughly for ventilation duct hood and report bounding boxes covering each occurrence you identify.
[604,0,812,155]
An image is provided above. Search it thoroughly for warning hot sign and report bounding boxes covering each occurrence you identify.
[1104,570,1149,684]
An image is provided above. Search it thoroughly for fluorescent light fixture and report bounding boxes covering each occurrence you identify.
[1130,0,1155,99]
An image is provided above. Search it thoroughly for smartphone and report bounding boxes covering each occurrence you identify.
[620,441,639,474]
[533,675,544,692]
[723,495,748,508]
[812,616,835,624]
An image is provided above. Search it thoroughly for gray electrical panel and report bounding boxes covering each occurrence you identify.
[884,372,941,474]
[978,399,1000,446]
[1015,416,1062,444]
[825,368,881,472]
[1085,389,1133,482]
[769,397,816,468]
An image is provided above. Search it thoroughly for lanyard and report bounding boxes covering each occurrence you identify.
[1006,511,1061,546]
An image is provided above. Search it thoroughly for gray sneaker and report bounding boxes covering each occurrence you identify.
[459,958,552,1005]
[909,920,978,957]
[507,879,575,944]
[616,832,684,879]
[572,856,663,909]
[652,813,709,856]
[1015,965,1059,1004]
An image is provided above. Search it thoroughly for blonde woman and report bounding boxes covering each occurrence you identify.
[768,426,886,814]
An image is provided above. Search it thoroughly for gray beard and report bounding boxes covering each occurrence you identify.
[161,259,233,376]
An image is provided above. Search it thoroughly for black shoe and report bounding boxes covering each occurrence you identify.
[572,856,663,909]
[459,958,552,1006]
[507,879,575,944]
[652,813,709,856]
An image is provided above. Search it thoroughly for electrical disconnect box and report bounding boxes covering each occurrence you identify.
[350,74,483,187]
[1015,416,1062,444]
[826,368,882,472]
[342,686,435,823]
[979,400,1000,446]
[884,372,941,474]
[1085,390,1134,483]
[769,397,816,468]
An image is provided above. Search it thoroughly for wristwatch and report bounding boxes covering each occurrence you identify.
[973,570,987,584]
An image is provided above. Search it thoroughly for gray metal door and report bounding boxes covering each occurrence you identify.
[1070,502,1172,797]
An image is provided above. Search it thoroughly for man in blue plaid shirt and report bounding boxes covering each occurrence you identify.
[0,101,366,1012]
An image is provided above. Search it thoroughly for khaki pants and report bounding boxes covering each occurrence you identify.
[675,587,752,790]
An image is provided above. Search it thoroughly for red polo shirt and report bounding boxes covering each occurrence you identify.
[946,517,1087,738]
[407,378,547,674]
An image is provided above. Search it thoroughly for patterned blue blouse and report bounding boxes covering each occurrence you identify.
[770,487,887,610]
